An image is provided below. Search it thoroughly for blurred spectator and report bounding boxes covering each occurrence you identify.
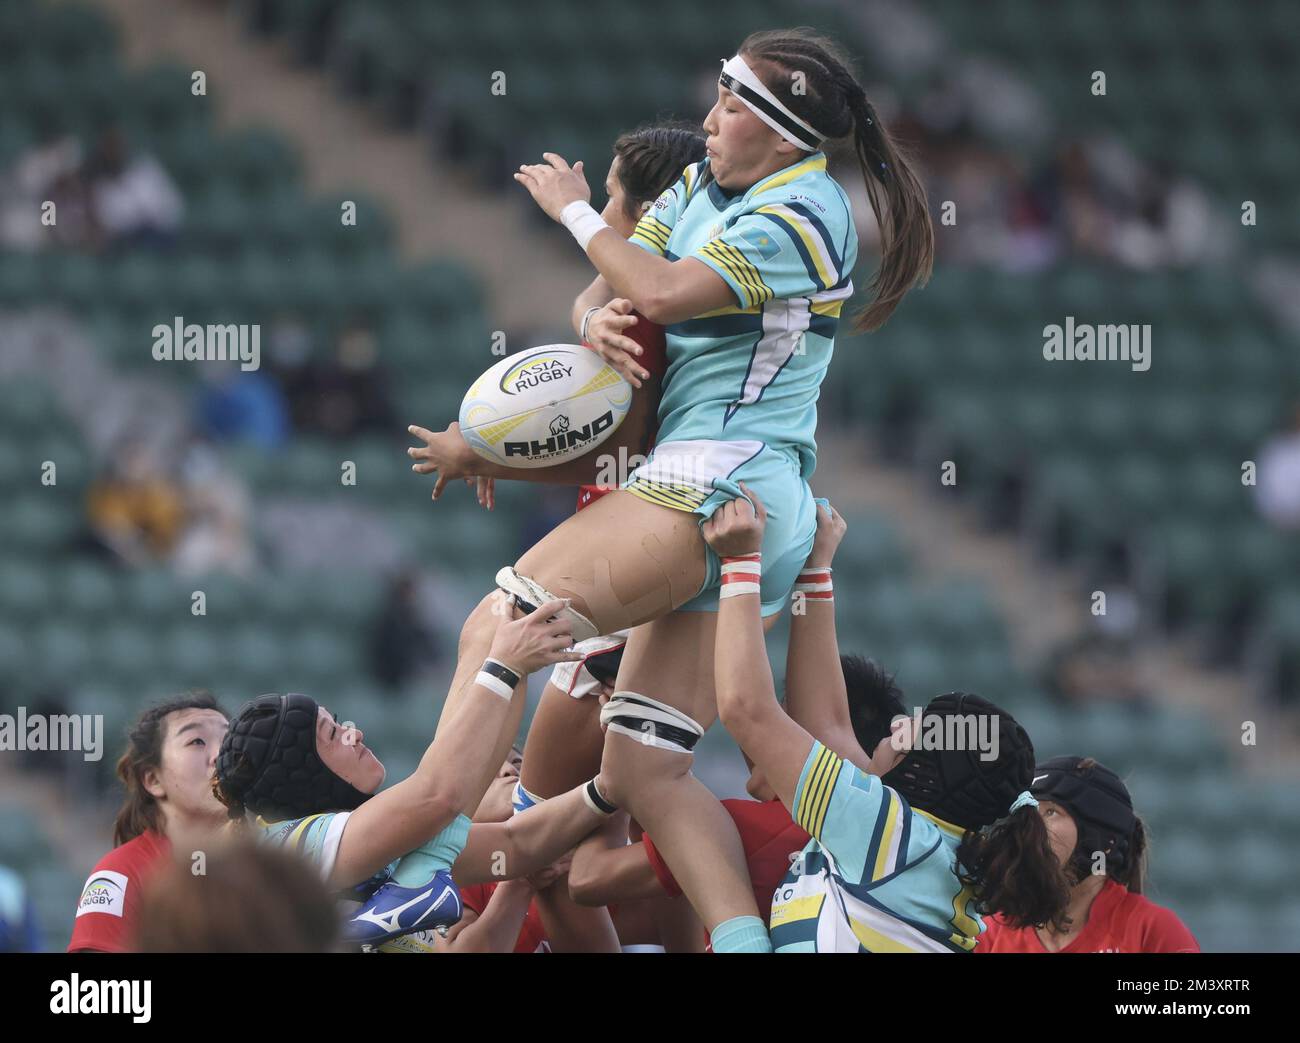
[1254,399,1300,530]
[264,311,320,432]
[0,123,91,250]
[1044,629,1150,708]
[367,571,444,690]
[171,440,257,578]
[83,127,183,250]
[195,364,290,449]
[86,437,187,565]
[0,865,40,953]
[134,840,340,953]
[311,320,395,439]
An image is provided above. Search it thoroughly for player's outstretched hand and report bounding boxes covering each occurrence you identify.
[586,299,649,388]
[464,476,495,511]
[807,499,846,569]
[513,153,591,222]
[488,597,584,677]
[701,482,767,558]
[407,421,479,501]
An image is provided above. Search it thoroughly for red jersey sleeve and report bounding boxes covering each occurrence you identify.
[640,832,682,898]
[68,836,165,953]
[621,312,667,379]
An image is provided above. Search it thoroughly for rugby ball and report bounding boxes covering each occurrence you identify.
[459,345,632,469]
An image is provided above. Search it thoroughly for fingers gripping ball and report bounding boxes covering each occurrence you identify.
[459,345,632,469]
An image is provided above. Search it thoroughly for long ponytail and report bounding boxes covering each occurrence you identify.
[739,28,934,332]
[957,804,1073,931]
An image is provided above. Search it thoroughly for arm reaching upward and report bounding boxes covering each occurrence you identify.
[330,600,580,887]
[783,501,876,772]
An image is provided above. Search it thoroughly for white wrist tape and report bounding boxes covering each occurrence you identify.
[582,778,618,816]
[476,658,519,701]
[719,553,761,599]
[560,200,609,252]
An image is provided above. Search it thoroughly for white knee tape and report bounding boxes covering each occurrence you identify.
[599,692,705,754]
[495,566,600,643]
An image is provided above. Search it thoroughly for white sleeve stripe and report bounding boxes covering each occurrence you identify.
[318,811,351,882]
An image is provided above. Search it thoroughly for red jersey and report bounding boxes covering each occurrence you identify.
[459,882,550,954]
[642,798,810,923]
[978,878,1199,953]
[68,829,172,953]
[576,312,666,512]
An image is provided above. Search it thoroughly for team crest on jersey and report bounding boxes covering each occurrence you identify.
[76,870,128,918]
[740,228,782,260]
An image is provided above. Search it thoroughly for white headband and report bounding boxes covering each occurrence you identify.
[719,54,828,153]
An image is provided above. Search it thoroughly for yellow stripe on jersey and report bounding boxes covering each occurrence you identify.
[811,298,845,317]
[640,216,672,244]
[683,164,697,199]
[948,883,981,948]
[768,893,825,929]
[700,240,772,308]
[697,241,759,304]
[912,807,965,838]
[751,153,828,196]
[848,916,925,954]
[287,814,323,852]
[870,792,903,881]
[797,745,841,838]
[631,215,672,254]
[753,204,836,289]
[625,478,709,512]
[711,240,773,304]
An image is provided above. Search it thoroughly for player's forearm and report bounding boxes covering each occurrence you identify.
[497,785,606,876]
[785,601,856,746]
[713,592,778,747]
[533,884,621,953]
[419,679,518,815]
[572,275,615,338]
[586,230,676,319]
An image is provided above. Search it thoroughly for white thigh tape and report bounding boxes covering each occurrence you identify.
[599,692,705,754]
[495,566,600,644]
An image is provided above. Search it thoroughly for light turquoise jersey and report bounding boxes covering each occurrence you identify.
[629,152,857,479]
[770,742,984,953]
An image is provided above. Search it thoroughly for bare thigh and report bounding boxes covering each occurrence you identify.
[613,608,782,723]
[514,491,707,635]
[519,685,605,799]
